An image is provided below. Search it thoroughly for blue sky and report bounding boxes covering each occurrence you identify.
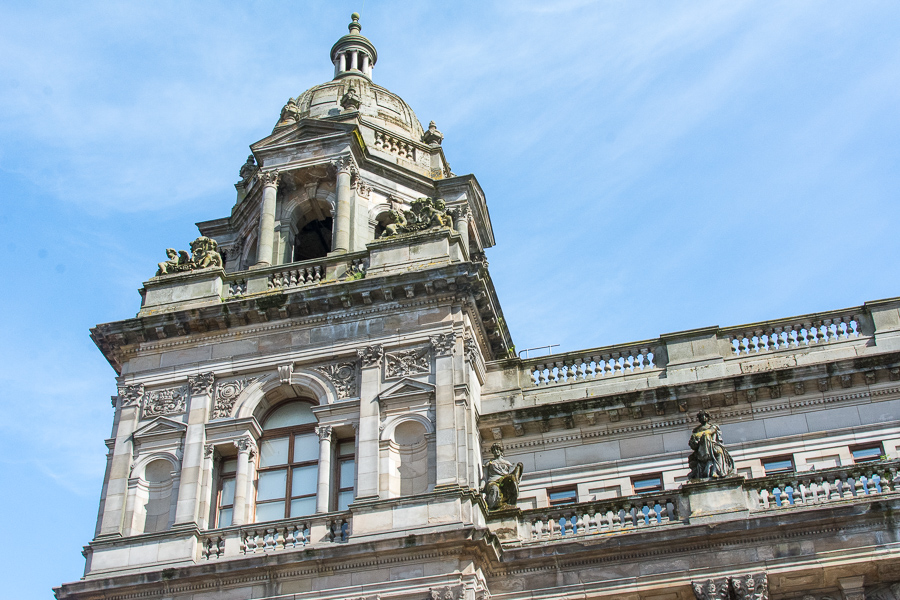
[1,1,899,597]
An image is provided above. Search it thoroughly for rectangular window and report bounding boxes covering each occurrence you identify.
[548,486,578,506]
[762,455,795,475]
[216,458,237,528]
[851,443,883,463]
[335,440,355,511]
[631,474,663,494]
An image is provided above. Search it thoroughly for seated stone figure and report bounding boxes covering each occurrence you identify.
[482,443,524,511]
[156,248,186,276]
[190,236,222,269]
[688,410,735,479]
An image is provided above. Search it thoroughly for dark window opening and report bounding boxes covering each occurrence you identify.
[335,440,355,511]
[762,455,795,475]
[631,474,663,494]
[293,217,333,262]
[851,443,883,463]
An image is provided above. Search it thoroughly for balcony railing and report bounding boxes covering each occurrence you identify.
[521,492,679,541]
[222,251,369,300]
[525,340,665,387]
[200,512,351,560]
[745,459,900,511]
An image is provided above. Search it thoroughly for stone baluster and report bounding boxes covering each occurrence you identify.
[255,170,280,267]
[315,425,333,513]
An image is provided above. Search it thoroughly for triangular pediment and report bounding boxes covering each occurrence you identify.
[252,118,358,151]
[379,378,435,401]
[133,416,187,440]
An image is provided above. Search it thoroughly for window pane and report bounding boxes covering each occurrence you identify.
[255,501,285,522]
[293,433,319,463]
[763,459,794,474]
[339,459,355,488]
[259,438,289,467]
[549,489,577,504]
[291,464,318,497]
[289,496,316,518]
[257,469,287,501]
[221,478,236,506]
[222,459,238,474]
[264,402,316,429]
[852,446,882,462]
[633,476,662,492]
[218,508,233,528]
[338,441,355,456]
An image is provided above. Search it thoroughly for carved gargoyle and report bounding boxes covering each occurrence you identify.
[155,236,222,277]
[378,197,452,239]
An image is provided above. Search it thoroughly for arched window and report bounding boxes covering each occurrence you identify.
[294,216,332,261]
[255,401,320,521]
[143,459,175,533]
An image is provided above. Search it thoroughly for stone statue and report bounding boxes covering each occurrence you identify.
[688,410,735,479]
[239,155,256,182]
[279,97,300,125]
[378,197,453,238]
[482,443,524,511]
[154,236,223,277]
[341,84,361,111]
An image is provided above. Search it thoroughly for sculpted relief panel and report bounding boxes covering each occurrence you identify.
[141,386,188,418]
[315,362,359,399]
[211,377,258,420]
[385,347,431,379]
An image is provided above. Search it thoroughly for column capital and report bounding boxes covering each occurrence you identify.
[332,155,356,175]
[430,332,457,356]
[315,425,333,442]
[257,169,280,187]
[357,344,384,367]
[118,383,144,407]
[188,372,215,396]
[234,436,257,457]
[203,444,215,459]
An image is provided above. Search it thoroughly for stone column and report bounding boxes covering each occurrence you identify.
[315,425,333,513]
[98,384,143,536]
[431,331,466,488]
[351,50,359,70]
[231,437,256,526]
[361,54,370,75]
[355,345,383,499]
[454,206,470,258]
[333,157,354,254]
[174,373,214,526]
[255,170,279,267]
[339,52,347,73]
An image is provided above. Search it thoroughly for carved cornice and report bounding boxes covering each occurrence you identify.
[357,344,384,368]
[188,372,215,396]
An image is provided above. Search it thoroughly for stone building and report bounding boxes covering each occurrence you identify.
[56,14,900,600]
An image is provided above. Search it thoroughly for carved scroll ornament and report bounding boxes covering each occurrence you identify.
[211,377,258,420]
[315,362,358,399]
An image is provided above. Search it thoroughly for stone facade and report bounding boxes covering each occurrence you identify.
[56,14,900,600]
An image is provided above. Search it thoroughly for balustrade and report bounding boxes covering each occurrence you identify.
[374,131,415,160]
[722,311,862,356]
[268,265,324,289]
[525,343,661,387]
[199,512,351,559]
[747,460,899,511]
[522,494,678,541]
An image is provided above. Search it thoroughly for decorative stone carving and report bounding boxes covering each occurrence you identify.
[333,155,355,174]
[278,363,294,384]
[385,347,430,378]
[204,444,215,458]
[688,410,735,480]
[482,442,524,511]
[155,236,222,276]
[239,155,256,182]
[315,362,358,399]
[211,377,258,420]
[378,197,452,238]
[315,425,333,441]
[340,84,361,110]
[430,332,456,356]
[142,386,188,418]
[258,170,280,187]
[355,180,371,198]
[235,436,257,456]
[692,578,731,600]
[188,372,215,396]
[464,336,480,364]
[429,587,460,600]
[119,383,145,407]
[731,573,769,600]
[278,97,300,124]
[357,344,384,368]
[422,120,444,146]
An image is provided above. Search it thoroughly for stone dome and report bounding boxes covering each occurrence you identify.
[289,74,425,141]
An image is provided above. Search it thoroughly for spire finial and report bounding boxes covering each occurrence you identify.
[349,12,361,34]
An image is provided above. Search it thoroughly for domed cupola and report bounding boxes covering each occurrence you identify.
[330,12,376,79]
